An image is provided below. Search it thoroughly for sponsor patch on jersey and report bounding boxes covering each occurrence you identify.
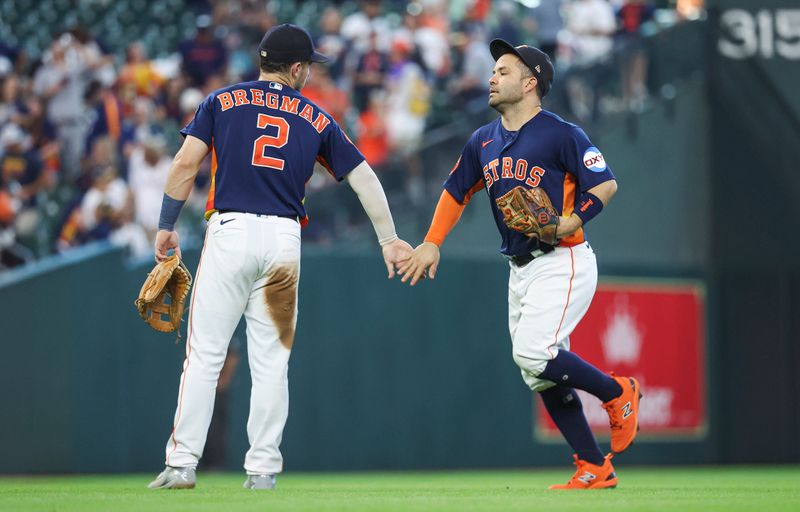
[269,82,283,90]
[583,147,606,172]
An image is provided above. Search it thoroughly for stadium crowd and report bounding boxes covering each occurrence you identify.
[0,0,702,270]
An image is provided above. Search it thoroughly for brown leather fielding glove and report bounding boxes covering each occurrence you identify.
[135,254,193,333]
[495,186,560,245]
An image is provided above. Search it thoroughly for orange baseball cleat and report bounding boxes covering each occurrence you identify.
[602,373,642,454]
[549,454,618,490]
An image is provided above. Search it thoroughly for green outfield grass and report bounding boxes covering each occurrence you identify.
[1,466,798,512]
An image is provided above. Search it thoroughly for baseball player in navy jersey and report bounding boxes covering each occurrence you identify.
[399,40,642,489]
[147,24,412,490]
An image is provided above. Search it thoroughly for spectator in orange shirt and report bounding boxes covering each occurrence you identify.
[356,92,389,169]
[301,66,350,126]
[118,42,166,98]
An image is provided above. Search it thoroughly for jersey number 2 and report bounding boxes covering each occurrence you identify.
[252,114,289,170]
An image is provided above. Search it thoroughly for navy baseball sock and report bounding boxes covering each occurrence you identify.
[538,350,622,402]
[540,386,605,465]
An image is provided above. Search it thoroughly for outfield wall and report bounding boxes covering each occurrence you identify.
[1,244,722,474]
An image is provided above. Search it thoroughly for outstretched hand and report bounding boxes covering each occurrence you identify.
[398,242,440,286]
[154,229,182,262]
[382,238,414,278]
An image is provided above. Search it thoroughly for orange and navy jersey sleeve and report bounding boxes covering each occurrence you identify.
[180,94,214,146]
[559,125,616,192]
[443,132,485,205]
[316,117,365,182]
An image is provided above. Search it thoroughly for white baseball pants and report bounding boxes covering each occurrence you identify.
[508,242,598,392]
[164,212,301,475]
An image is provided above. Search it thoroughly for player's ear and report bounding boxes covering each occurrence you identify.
[525,75,538,94]
[291,61,310,77]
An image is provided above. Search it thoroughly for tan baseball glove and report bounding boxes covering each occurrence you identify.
[495,186,560,245]
[135,254,193,333]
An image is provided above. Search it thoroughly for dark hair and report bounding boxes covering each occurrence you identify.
[259,60,310,74]
[260,60,291,74]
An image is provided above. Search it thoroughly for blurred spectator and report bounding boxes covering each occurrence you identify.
[562,0,617,121]
[159,76,190,124]
[84,136,119,176]
[0,123,53,239]
[316,7,349,83]
[341,0,392,54]
[178,87,205,127]
[617,0,656,110]
[352,32,389,112]
[528,0,565,62]
[80,164,148,256]
[492,1,522,44]
[0,125,38,268]
[0,180,33,269]
[0,74,26,127]
[465,0,492,24]
[356,91,390,169]
[448,25,494,109]
[31,33,92,181]
[302,66,350,126]
[83,81,124,162]
[0,182,15,227]
[224,31,258,83]
[0,41,22,76]
[385,39,430,151]
[21,96,61,181]
[119,42,166,98]
[562,0,616,67]
[384,38,430,204]
[128,97,163,153]
[69,26,116,87]
[127,135,170,242]
[394,5,451,80]
[179,14,228,88]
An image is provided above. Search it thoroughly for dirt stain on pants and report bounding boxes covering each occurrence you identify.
[264,264,299,349]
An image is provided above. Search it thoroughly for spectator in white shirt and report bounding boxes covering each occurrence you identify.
[127,135,170,241]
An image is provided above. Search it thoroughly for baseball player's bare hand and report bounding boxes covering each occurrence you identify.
[381,238,413,279]
[399,242,440,286]
[154,229,182,262]
[556,214,583,238]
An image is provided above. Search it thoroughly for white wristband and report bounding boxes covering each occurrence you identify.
[379,234,399,246]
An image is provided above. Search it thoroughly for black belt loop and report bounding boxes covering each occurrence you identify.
[509,244,556,267]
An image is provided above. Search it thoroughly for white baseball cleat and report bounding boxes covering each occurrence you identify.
[243,474,276,490]
[147,466,196,489]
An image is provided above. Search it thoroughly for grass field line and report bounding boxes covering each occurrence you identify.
[1,466,798,512]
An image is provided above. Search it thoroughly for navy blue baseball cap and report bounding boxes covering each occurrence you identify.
[489,39,554,97]
[259,23,329,64]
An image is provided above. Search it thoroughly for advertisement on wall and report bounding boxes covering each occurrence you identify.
[535,279,707,441]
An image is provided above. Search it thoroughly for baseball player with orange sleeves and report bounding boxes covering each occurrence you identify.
[399,40,642,489]
[147,24,412,490]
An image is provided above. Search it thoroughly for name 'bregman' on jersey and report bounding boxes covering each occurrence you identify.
[181,80,365,224]
[443,110,616,256]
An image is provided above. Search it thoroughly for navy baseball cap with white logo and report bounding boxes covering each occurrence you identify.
[259,23,329,64]
[489,39,554,97]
